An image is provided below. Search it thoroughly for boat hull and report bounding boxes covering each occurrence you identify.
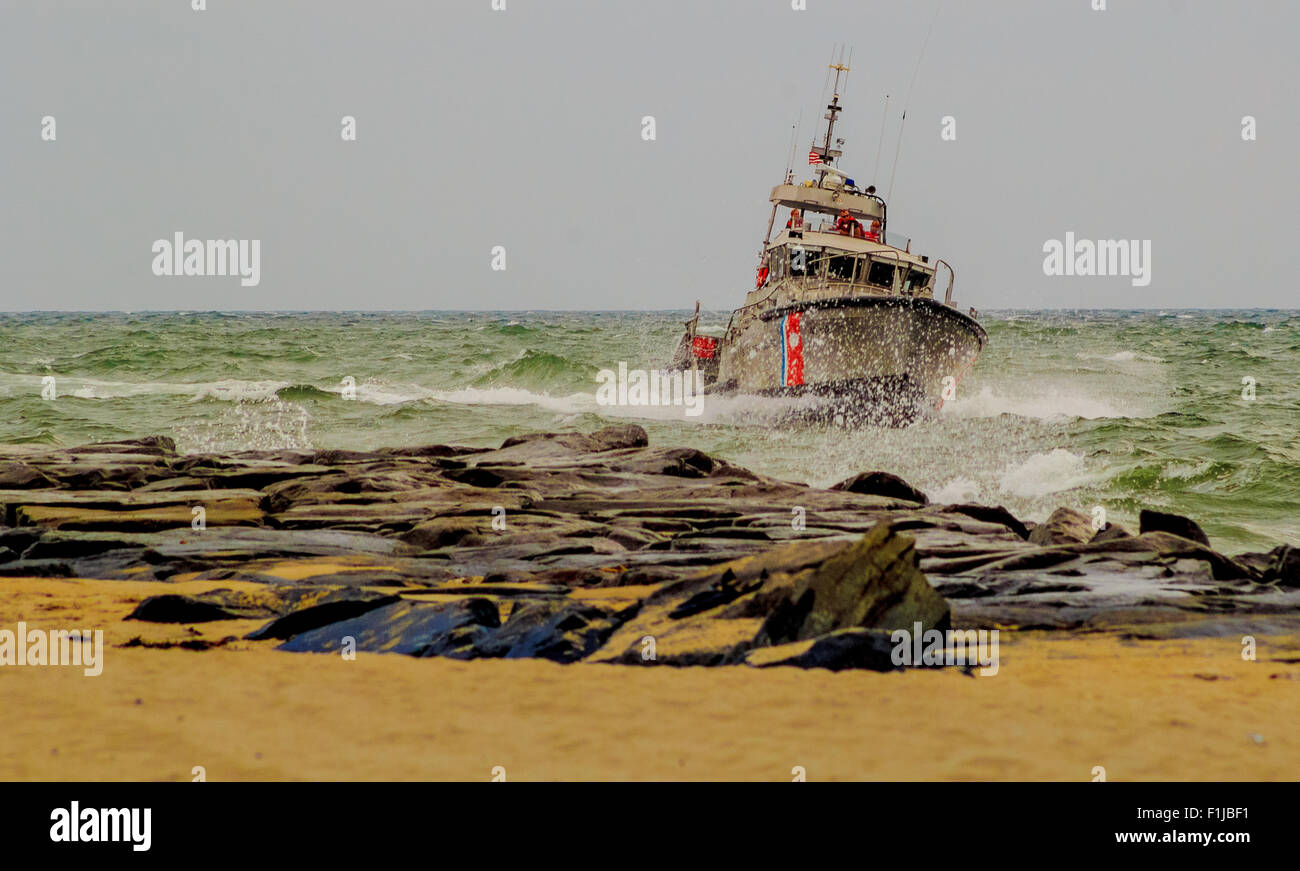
[712,295,986,424]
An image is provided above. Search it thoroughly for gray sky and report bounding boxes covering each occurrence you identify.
[2,0,1295,311]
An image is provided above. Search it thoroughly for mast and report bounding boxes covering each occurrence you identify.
[813,62,849,183]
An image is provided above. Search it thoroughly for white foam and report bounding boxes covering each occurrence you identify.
[942,384,1133,421]
[430,386,597,413]
[998,449,1095,498]
[931,477,981,504]
[1073,349,1163,363]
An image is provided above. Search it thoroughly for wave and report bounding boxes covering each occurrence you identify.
[1074,350,1163,363]
[941,384,1143,421]
[999,449,1098,498]
[471,349,597,391]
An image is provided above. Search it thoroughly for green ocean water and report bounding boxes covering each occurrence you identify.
[1,310,1297,553]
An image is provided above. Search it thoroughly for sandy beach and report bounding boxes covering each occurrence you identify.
[3,576,1296,782]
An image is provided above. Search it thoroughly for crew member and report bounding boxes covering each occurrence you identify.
[865,219,883,242]
[785,208,804,230]
[835,209,865,237]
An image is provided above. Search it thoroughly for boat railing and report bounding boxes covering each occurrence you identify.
[932,259,956,305]
[726,249,938,337]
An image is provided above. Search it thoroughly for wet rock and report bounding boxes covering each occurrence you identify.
[1028,507,1093,546]
[1090,522,1132,543]
[0,462,56,489]
[941,504,1029,539]
[745,628,898,672]
[276,598,500,655]
[1239,544,1300,587]
[441,467,505,488]
[126,594,249,623]
[462,600,634,663]
[831,471,928,505]
[500,424,648,453]
[246,592,404,641]
[1139,509,1211,546]
[756,521,949,644]
[6,426,1300,660]
[400,518,482,550]
[593,523,946,665]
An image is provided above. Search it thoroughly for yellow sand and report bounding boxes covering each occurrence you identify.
[1,577,1297,781]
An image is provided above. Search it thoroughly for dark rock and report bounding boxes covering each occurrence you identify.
[1139,509,1211,546]
[400,518,482,550]
[246,593,404,641]
[500,424,649,453]
[758,522,948,644]
[276,598,500,654]
[1090,522,1132,543]
[941,504,1029,539]
[70,436,176,455]
[126,594,246,623]
[586,424,651,452]
[746,628,899,672]
[659,448,717,478]
[831,471,928,505]
[441,467,505,488]
[1028,507,1093,546]
[668,570,762,618]
[463,601,634,663]
[379,444,489,458]
[21,536,142,561]
[1249,544,1300,587]
[0,462,56,489]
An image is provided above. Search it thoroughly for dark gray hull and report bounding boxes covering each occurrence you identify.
[711,295,986,424]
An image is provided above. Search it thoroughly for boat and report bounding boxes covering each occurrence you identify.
[668,63,986,425]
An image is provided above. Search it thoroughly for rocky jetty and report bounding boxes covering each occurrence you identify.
[3,426,1298,670]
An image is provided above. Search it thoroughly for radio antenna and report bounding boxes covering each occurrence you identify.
[872,93,889,183]
[887,0,944,202]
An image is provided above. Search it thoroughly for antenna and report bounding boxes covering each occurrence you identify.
[783,111,801,182]
[888,0,944,202]
[872,93,890,183]
[887,109,907,202]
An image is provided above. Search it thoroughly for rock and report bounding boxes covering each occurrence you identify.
[441,467,505,488]
[14,498,263,532]
[1270,546,1300,586]
[745,628,899,672]
[756,521,949,644]
[0,462,56,489]
[500,424,649,453]
[246,592,403,641]
[1240,544,1300,587]
[4,426,1300,660]
[276,598,500,655]
[1090,522,1132,543]
[400,518,482,550]
[459,601,634,663]
[1028,507,1093,545]
[830,471,928,505]
[1139,510,1211,546]
[941,503,1029,539]
[126,594,249,623]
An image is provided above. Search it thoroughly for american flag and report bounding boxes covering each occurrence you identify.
[808,148,823,165]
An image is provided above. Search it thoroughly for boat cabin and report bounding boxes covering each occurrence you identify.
[748,179,946,309]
